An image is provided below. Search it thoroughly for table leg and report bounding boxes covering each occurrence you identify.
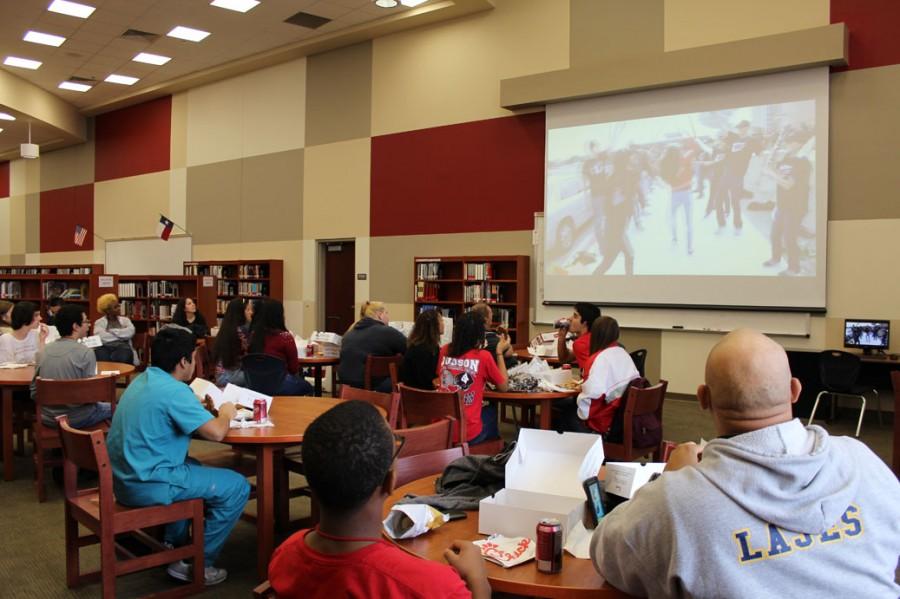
[256,445,275,580]
[539,399,553,430]
[2,388,13,481]
[331,366,337,397]
[313,366,323,397]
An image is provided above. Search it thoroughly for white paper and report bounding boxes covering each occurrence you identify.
[80,335,102,348]
[222,383,272,412]
[604,462,666,499]
[190,378,225,408]
[0,362,29,369]
[382,504,448,540]
[99,370,120,376]
[564,520,593,559]
[229,419,274,429]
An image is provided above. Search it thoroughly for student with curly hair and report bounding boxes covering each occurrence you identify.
[93,293,138,365]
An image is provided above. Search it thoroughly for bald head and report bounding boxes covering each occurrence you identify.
[700,329,799,433]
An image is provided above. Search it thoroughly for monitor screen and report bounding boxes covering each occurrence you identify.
[843,320,890,350]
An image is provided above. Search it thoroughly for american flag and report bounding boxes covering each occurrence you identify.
[74,224,88,247]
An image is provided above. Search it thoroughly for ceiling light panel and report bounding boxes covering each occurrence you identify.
[4,56,42,70]
[374,0,399,7]
[59,81,92,92]
[167,26,211,42]
[211,0,260,13]
[400,0,429,6]
[24,31,67,47]
[0,113,15,121]
[47,0,96,19]
[133,52,171,66]
[105,74,139,85]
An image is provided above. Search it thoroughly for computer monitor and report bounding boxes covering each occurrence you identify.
[843,319,890,353]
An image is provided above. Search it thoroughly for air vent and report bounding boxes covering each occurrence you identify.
[121,28,160,41]
[283,11,331,29]
[68,75,97,82]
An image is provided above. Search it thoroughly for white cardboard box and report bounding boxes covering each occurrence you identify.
[604,462,666,499]
[479,428,605,543]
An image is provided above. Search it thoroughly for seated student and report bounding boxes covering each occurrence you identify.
[400,309,443,390]
[437,312,509,445]
[172,297,210,338]
[211,299,248,387]
[107,328,249,586]
[591,329,900,598]
[31,304,111,428]
[0,300,13,335]
[0,301,49,364]
[469,302,517,369]
[240,298,259,336]
[269,400,490,598]
[45,296,63,327]
[248,299,313,396]
[554,316,638,435]
[93,293,138,365]
[339,301,407,392]
[555,302,601,369]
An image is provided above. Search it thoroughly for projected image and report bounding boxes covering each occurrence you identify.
[545,100,816,278]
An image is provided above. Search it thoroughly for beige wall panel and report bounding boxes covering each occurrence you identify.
[830,65,900,221]
[302,139,370,239]
[9,195,26,254]
[242,59,307,158]
[306,43,371,147]
[170,92,188,169]
[27,249,99,265]
[25,193,39,253]
[618,328,662,383]
[571,0,663,65]
[169,168,187,229]
[240,149,303,243]
[664,0,829,52]
[8,254,25,265]
[185,159,242,244]
[39,136,94,192]
[371,0,569,135]
[185,77,244,167]
[660,331,717,395]
[0,199,9,256]
[826,218,900,320]
[10,158,39,197]
[369,230,533,304]
[94,171,171,240]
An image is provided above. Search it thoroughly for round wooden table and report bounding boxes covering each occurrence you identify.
[0,361,135,481]
[485,389,578,430]
[296,355,340,397]
[383,474,634,598]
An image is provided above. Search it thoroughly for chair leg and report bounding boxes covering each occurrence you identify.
[64,506,80,588]
[808,391,828,426]
[874,389,882,427]
[854,394,866,438]
[35,442,46,503]
[100,533,117,599]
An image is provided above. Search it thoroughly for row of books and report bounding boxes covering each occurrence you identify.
[494,308,511,328]
[118,281,181,298]
[184,263,270,279]
[216,299,231,314]
[218,281,238,296]
[464,282,504,303]
[415,281,441,301]
[415,262,442,281]
[184,263,224,277]
[237,282,267,297]
[119,300,177,320]
[418,305,456,318]
[42,281,88,299]
[0,267,94,275]
[0,281,23,299]
[465,262,494,280]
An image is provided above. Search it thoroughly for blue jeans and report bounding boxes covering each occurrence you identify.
[670,188,693,251]
[42,402,112,428]
[468,403,499,445]
[277,373,314,396]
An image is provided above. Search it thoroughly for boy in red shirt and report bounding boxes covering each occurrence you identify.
[268,401,490,598]
[437,312,510,445]
[556,302,601,369]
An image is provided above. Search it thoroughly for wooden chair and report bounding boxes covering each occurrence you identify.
[132,332,150,371]
[398,383,467,446]
[396,417,456,460]
[363,354,403,391]
[603,379,668,462]
[395,446,467,488]
[33,376,117,502]
[340,385,402,429]
[57,416,205,599]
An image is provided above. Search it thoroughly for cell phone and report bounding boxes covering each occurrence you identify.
[446,510,467,522]
[582,476,605,529]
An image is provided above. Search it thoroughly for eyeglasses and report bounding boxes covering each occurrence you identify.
[391,434,406,463]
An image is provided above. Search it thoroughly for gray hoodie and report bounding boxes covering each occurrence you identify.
[591,419,900,598]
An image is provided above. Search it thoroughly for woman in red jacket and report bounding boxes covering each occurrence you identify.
[248,299,313,396]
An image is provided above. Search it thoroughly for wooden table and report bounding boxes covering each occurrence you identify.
[485,389,578,430]
[223,395,344,579]
[384,474,634,598]
[297,355,339,396]
[0,360,135,482]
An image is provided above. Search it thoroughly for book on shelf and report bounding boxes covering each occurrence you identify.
[147,280,180,298]
[239,281,267,296]
[118,282,146,298]
[415,281,440,301]
[238,264,268,279]
[0,266,94,275]
[119,300,147,320]
[43,281,88,300]
[418,304,455,319]
[416,262,442,281]
[217,280,237,296]
[0,281,23,299]
[464,282,503,303]
[465,262,494,280]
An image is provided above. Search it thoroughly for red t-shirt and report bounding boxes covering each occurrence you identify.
[437,346,503,442]
[263,330,299,374]
[269,529,471,599]
[572,333,591,370]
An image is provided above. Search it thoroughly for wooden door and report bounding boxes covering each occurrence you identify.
[323,241,356,334]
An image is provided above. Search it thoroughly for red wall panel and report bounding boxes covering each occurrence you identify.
[0,161,9,197]
[371,113,545,237]
[95,95,171,182]
[832,0,900,71]
[40,184,94,252]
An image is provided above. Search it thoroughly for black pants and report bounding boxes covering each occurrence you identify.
[552,396,592,434]
[94,344,133,364]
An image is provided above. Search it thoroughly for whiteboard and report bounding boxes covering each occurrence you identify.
[532,214,810,337]
[105,236,192,276]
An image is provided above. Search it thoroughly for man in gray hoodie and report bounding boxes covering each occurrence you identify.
[591,329,900,598]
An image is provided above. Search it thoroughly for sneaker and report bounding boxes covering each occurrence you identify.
[762,258,780,267]
[167,561,228,586]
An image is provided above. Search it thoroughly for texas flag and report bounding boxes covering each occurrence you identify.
[157,215,175,241]
[73,224,88,247]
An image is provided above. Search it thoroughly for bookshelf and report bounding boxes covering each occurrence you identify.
[183,260,284,320]
[114,275,217,336]
[413,255,530,348]
[0,264,106,321]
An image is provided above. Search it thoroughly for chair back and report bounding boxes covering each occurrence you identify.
[621,379,667,450]
[35,376,117,410]
[242,353,287,396]
[340,385,401,429]
[132,332,149,369]
[629,349,647,378]
[818,350,861,393]
[395,446,467,489]
[57,416,115,512]
[364,354,403,390]
[398,383,467,444]
[605,379,667,461]
[395,417,455,459]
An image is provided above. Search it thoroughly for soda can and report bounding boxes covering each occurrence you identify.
[305,343,315,357]
[561,364,572,371]
[536,518,563,573]
[253,399,267,423]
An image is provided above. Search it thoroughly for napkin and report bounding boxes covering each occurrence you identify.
[473,535,535,568]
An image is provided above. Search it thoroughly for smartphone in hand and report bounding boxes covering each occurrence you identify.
[582,476,605,529]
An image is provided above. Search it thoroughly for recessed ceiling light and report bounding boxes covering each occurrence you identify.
[105,73,139,85]
[0,129,4,134]
[210,0,260,13]
[374,0,398,7]
[400,0,429,6]
[48,0,96,19]
[4,56,42,70]
[0,112,17,121]
[24,30,66,47]
[167,26,210,42]
[59,81,92,92]
[133,52,171,66]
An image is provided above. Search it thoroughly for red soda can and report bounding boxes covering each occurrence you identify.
[561,364,572,371]
[536,518,563,573]
[253,399,267,422]
[306,343,315,357]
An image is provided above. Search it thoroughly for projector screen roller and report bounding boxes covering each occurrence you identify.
[543,68,828,310]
